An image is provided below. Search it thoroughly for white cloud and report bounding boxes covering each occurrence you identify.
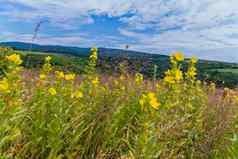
[0,31,127,49]
[1,0,238,61]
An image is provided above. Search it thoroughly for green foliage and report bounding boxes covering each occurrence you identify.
[0,49,238,159]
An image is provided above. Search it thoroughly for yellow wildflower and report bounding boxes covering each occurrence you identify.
[172,52,184,62]
[89,47,98,60]
[170,56,177,64]
[149,98,160,110]
[135,73,143,84]
[147,92,160,110]
[39,74,46,80]
[0,78,9,93]
[45,56,52,62]
[75,91,83,98]
[55,71,65,79]
[92,77,99,85]
[190,56,198,64]
[164,70,175,84]
[174,69,183,81]
[148,92,156,99]
[71,90,83,99]
[65,73,76,81]
[164,75,175,84]
[89,53,97,60]
[91,47,98,52]
[187,67,197,79]
[48,87,57,96]
[6,54,22,65]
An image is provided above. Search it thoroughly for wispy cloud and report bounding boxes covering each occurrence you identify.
[1,0,238,62]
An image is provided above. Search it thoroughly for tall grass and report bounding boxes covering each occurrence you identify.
[0,47,238,159]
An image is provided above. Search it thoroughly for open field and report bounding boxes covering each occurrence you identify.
[1,48,238,158]
[1,41,238,88]
[209,68,238,74]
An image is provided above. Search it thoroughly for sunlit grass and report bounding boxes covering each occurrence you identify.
[0,47,238,158]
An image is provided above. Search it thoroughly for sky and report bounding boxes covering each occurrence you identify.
[1,0,238,62]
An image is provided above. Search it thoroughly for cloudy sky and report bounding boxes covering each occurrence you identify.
[1,0,238,62]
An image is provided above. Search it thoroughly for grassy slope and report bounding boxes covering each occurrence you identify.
[1,51,238,158]
[19,50,238,87]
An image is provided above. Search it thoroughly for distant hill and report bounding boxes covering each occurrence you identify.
[2,41,238,87]
[0,41,168,59]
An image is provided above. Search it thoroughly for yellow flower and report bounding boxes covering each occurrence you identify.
[164,76,175,84]
[65,73,76,81]
[147,92,156,99]
[45,56,52,62]
[0,78,9,93]
[55,71,65,79]
[92,77,99,85]
[140,92,161,110]
[174,69,183,81]
[48,87,57,96]
[187,67,197,79]
[39,74,46,80]
[172,52,184,62]
[149,98,160,110]
[91,47,98,52]
[190,56,198,64]
[89,53,97,60]
[89,47,98,60]
[72,90,83,99]
[6,54,22,65]
[170,56,177,64]
[147,92,160,110]
[135,73,143,84]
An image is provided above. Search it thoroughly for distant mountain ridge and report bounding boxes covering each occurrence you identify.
[2,41,238,88]
[0,41,168,59]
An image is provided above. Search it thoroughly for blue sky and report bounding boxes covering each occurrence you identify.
[1,0,238,62]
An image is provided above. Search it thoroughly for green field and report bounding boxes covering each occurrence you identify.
[210,68,238,74]
[1,49,238,158]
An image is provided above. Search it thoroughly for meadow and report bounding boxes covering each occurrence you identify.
[1,47,238,159]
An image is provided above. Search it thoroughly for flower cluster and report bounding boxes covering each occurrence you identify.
[65,73,76,81]
[43,56,52,72]
[135,73,143,84]
[89,47,98,61]
[86,47,98,74]
[48,87,57,96]
[6,54,22,65]
[55,71,65,79]
[186,56,198,80]
[139,92,160,110]
[170,52,184,64]
[164,52,184,85]
[0,78,9,93]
